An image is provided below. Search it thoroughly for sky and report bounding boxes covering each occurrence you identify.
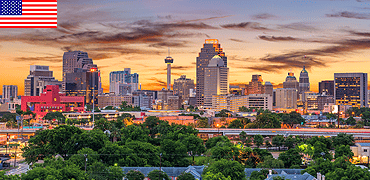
[1,0,370,95]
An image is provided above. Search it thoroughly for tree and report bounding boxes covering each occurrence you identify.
[257,156,284,168]
[205,136,231,149]
[278,148,302,168]
[280,111,305,127]
[239,106,248,112]
[334,145,354,159]
[345,116,357,125]
[180,134,205,163]
[312,141,332,160]
[272,135,285,151]
[43,112,66,124]
[125,170,145,180]
[121,125,150,143]
[196,117,209,128]
[265,140,272,149]
[253,134,264,148]
[147,170,170,180]
[249,169,270,180]
[202,159,246,180]
[254,112,281,128]
[332,133,355,148]
[362,111,370,126]
[160,139,189,167]
[306,136,332,150]
[227,119,244,128]
[325,163,370,180]
[202,172,231,180]
[94,118,110,131]
[125,141,160,167]
[284,135,296,149]
[253,148,273,161]
[177,172,196,180]
[215,109,232,117]
[69,148,99,170]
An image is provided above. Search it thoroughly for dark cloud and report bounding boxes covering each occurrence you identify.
[148,77,167,87]
[348,30,370,37]
[326,11,370,19]
[183,15,232,23]
[221,22,270,31]
[247,38,370,72]
[170,65,193,70]
[155,72,182,76]
[13,55,62,63]
[278,22,318,32]
[258,35,298,41]
[229,39,246,43]
[251,13,277,20]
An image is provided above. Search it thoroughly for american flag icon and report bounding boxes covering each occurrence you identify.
[0,0,57,28]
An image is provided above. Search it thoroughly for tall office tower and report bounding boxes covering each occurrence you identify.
[275,88,298,109]
[165,54,174,90]
[264,81,273,96]
[62,51,90,92]
[247,74,264,95]
[299,66,310,94]
[173,75,195,102]
[109,68,139,94]
[196,39,227,107]
[65,68,99,105]
[2,85,17,101]
[319,80,334,95]
[283,71,299,90]
[334,73,368,108]
[203,55,229,108]
[24,65,62,96]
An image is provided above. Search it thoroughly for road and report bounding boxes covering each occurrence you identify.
[5,161,29,175]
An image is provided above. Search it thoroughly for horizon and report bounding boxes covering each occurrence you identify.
[1,0,370,95]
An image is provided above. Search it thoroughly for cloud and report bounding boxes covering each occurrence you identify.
[247,38,370,72]
[348,30,370,37]
[251,13,277,20]
[326,11,370,19]
[168,65,193,71]
[278,22,318,32]
[182,15,232,23]
[221,22,270,31]
[229,38,246,43]
[148,77,167,87]
[13,55,62,63]
[258,35,298,42]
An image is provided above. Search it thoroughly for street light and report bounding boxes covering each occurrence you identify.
[216,123,220,135]
[90,67,97,128]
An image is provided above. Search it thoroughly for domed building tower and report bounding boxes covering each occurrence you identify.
[283,71,299,90]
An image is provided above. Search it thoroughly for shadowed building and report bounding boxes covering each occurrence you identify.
[196,39,227,107]
[275,88,298,109]
[24,65,62,96]
[319,80,334,96]
[247,75,264,95]
[204,55,229,108]
[299,66,310,95]
[173,75,195,103]
[109,68,139,95]
[2,85,17,102]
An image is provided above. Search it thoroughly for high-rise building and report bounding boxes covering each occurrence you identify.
[24,65,62,96]
[196,39,227,107]
[319,80,334,96]
[2,85,17,101]
[283,71,299,90]
[165,55,174,90]
[247,75,264,95]
[275,88,298,109]
[203,55,229,108]
[65,68,99,105]
[62,51,89,92]
[299,66,310,95]
[173,75,195,102]
[109,68,139,94]
[264,81,273,96]
[334,73,368,108]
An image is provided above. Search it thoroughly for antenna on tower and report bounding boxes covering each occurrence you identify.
[168,47,170,57]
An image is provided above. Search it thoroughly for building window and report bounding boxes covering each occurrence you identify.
[364,149,368,152]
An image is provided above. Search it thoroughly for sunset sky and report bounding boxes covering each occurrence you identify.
[1,0,370,95]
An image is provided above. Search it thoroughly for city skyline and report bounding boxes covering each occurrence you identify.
[1,0,370,95]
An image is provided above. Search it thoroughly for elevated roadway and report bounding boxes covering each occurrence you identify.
[197,128,370,138]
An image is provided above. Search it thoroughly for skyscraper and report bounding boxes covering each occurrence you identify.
[319,80,334,95]
[65,68,99,105]
[196,39,227,107]
[275,88,298,109]
[2,85,17,101]
[173,75,195,102]
[165,55,174,90]
[247,74,264,95]
[264,81,273,96]
[24,65,62,96]
[334,73,368,108]
[204,55,229,108]
[109,68,139,94]
[62,51,89,92]
[283,71,299,90]
[299,66,310,94]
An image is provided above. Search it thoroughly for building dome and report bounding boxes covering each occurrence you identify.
[285,72,297,82]
[208,55,224,67]
[300,66,308,74]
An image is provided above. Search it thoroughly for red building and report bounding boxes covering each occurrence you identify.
[21,85,84,120]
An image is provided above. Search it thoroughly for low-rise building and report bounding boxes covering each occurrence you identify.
[351,143,370,164]
[212,94,272,112]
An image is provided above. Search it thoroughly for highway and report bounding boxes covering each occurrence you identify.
[197,128,370,138]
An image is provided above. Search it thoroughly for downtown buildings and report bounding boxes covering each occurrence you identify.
[334,73,368,108]
[2,85,17,102]
[109,68,139,95]
[24,65,62,96]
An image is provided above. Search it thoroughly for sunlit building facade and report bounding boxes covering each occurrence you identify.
[334,73,368,108]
